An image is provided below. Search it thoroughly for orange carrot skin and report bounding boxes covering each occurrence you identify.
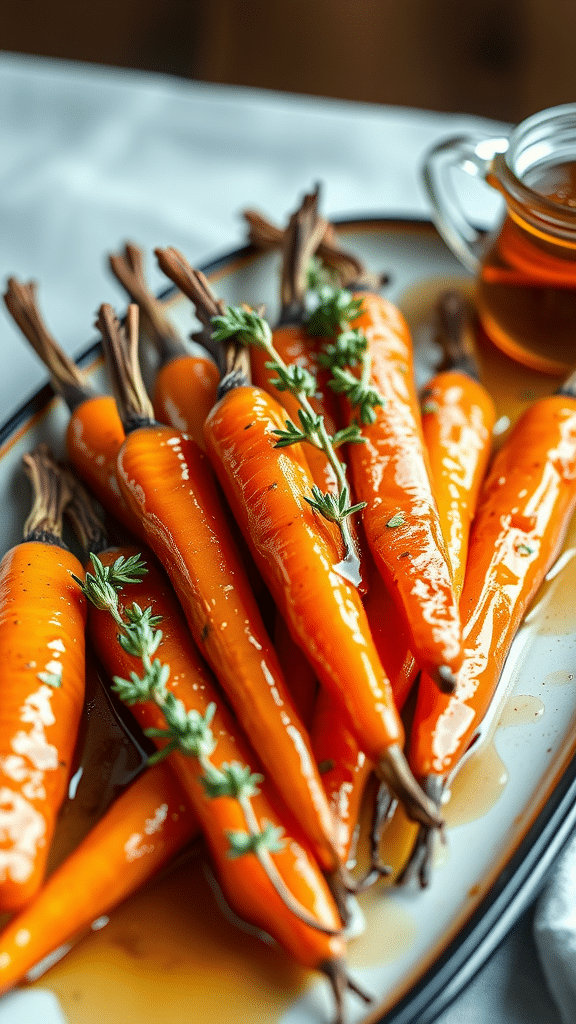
[65,394,139,535]
[0,760,197,995]
[204,385,404,762]
[274,611,317,730]
[153,353,219,451]
[251,325,340,495]
[410,395,576,778]
[421,370,496,595]
[114,426,339,874]
[0,543,86,912]
[345,292,462,680]
[88,549,345,969]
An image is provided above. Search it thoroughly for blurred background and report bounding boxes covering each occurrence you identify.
[2,0,575,123]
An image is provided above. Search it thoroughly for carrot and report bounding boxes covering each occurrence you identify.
[78,546,372,1018]
[0,760,198,995]
[330,289,463,691]
[0,446,86,912]
[108,242,219,449]
[420,291,496,594]
[406,366,576,883]
[3,278,137,537]
[203,360,442,830]
[94,303,343,884]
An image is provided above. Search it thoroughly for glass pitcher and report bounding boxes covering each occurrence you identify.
[423,104,576,375]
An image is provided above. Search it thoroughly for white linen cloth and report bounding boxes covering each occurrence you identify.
[0,51,569,1024]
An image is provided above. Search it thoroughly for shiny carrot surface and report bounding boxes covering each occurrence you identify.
[0,498,86,912]
[0,761,197,995]
[345,292,462,688]
[411,391,576,779]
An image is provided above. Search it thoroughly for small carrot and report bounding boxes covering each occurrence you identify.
[318,287,463,691]
[108,241,219,448]
[94,303,343,883]
[407,365,576,883]
[0,760,198,995]
[79,549,372,1018]
[0,446,86,912]
[420,291,496,594]
[3,278,137,537]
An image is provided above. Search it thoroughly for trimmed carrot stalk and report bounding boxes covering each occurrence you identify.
[244,204,389,290]
[0,761,198,995]
[204,380,442,830]
[406,370,576,883]
[3,278,137,536]
[0,447,86,912]
[108,242,219,448]
[343,291,463,690]
[86,549,347,951]
[95,304,342,879]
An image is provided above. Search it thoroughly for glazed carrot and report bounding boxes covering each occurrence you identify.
[406,367,576,882]
[0,760,198,995]
[274,612,317,730]
[340,290,463,690]
[80,550,372,1018]
[3,278,137,537]
[108,242,219,448]
[420,291,496,594]
[0,446,86,912]
[203,368,441,830]
[94,303,342,882]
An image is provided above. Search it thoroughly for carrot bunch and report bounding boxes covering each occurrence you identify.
[2,194,575,1023]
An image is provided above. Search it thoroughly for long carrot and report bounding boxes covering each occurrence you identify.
[78,547,372,1018]
[94,303,343,883]
[420,291,496,594]
[203,356,442,830]
[406,366,576,883]
[0,446,86,912]
[0,760,198,995]
[3,278,137,537]
[108,241,219,449]
[336,289,463,690]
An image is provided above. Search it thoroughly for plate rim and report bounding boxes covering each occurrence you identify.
[0,213,571,1024]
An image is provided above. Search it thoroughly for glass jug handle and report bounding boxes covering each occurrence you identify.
[422,133,509,273]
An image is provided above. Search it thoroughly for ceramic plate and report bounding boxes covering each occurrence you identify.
[2,219,576,1024]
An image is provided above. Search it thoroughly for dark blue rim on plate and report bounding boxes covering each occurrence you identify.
[0,215,570,1024]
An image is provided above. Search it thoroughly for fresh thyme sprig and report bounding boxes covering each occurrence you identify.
[211,306,366,580]
[305,286,384,427]
[77,554,340,934]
